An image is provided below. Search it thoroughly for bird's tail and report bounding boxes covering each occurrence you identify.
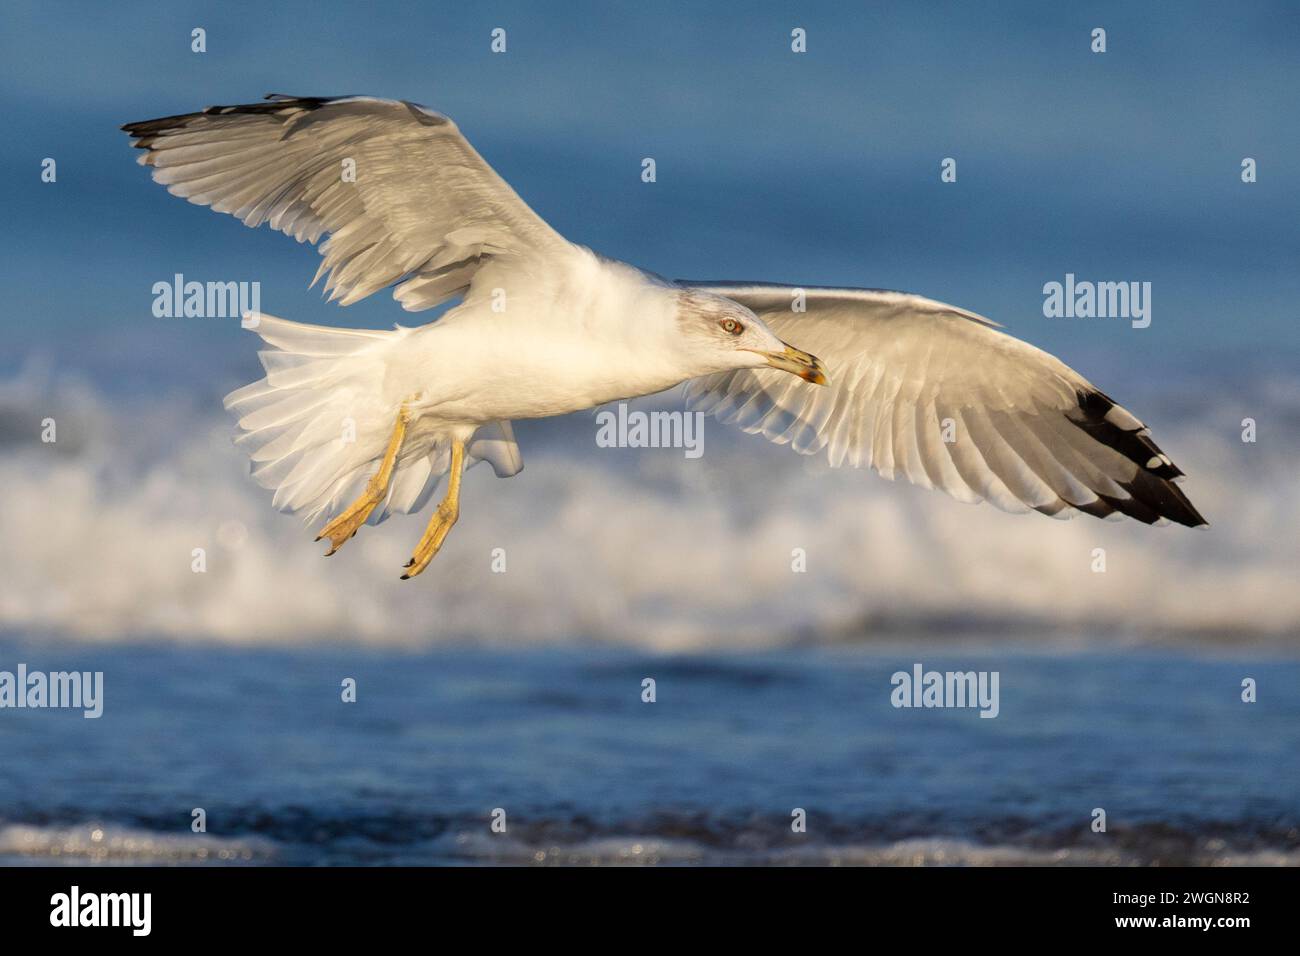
[223,312,522,526]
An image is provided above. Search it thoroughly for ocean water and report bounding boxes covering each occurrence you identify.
[2,354,1299,650]
[1,0,1297,867]
[0,639,1296,866]
[1,334,1298,868]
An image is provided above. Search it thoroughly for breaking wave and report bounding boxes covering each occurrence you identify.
[1,362,1297,650]
[0,822,274,865]
[1,813,1293,867]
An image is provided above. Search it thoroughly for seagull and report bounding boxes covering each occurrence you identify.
[123,94,1206,579]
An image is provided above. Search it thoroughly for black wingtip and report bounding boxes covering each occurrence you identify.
[1114,472,1208,528]
[122,96,342,142]
[1069,388,1207,528]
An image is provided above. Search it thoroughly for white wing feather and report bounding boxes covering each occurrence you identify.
[682,283,1205,527]
[123,94,571,310]
[125,96,550,523]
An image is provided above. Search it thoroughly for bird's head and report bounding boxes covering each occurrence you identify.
[673,289,827,384]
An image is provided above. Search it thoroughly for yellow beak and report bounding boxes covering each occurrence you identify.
[749,343,828,385]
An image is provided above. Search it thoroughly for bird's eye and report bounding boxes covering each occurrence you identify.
[720,318,743,335]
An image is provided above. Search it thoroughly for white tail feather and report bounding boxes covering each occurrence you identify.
[225,312,522,525]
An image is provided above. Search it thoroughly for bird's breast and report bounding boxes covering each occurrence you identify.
[401,289,687,423]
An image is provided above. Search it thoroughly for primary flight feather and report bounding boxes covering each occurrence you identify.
[122,94,1205,578]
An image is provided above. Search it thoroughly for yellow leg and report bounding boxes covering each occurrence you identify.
[315,401,412,556]
[400,439,465,580]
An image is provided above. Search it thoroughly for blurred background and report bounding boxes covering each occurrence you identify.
[0,0,1296,865]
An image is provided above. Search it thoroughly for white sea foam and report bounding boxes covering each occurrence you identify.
[1,369,1296,650]
[429,831,1300,867]
[0,822,274,864]
[8,823,1291,867]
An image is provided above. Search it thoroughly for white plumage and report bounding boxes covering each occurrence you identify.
[680,284,1202,525]
[123,93,1204,575]
[222,315,523,523]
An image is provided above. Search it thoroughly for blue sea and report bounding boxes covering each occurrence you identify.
[1,1,1298,866]
[1,639,1296,865]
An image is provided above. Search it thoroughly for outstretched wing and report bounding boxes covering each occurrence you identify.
[123,94,572,311]
[681,282,1206,527]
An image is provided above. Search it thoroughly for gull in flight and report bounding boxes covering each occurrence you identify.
[123,95,1206,578]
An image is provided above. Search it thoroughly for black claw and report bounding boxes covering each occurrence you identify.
[399,573,410,580]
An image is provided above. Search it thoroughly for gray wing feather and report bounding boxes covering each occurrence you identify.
[124,95,570,311]
[681,282,1206,527]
